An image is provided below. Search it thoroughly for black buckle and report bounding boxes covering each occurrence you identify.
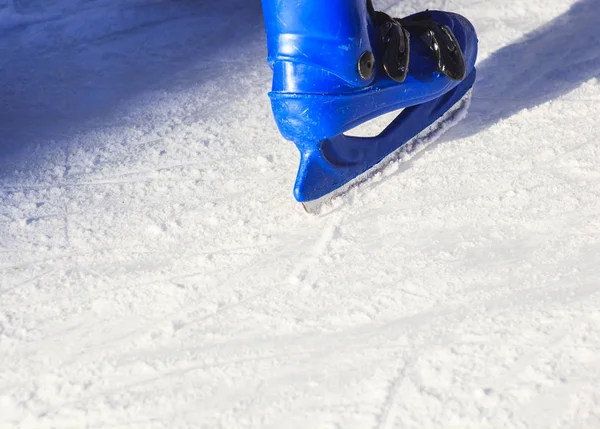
[400,13,467,81]
[375,12,410,83]
[367,1,467,83]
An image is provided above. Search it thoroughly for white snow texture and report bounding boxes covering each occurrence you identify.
[1,0,599,428]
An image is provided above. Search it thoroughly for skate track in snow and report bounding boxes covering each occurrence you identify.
[1,0,599,428]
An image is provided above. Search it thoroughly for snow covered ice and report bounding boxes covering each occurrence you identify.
[1,0,599,428]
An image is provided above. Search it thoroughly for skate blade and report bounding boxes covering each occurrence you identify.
[302,90,472,215]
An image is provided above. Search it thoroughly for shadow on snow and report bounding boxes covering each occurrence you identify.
[447,0,600,140]
[0,0,265,163]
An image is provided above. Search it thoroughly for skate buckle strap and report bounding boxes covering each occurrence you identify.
[377,13,410,83]
[369,3,467,83]
[400,12,467,81]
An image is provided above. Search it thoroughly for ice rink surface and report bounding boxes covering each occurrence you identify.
[1,0,599,427]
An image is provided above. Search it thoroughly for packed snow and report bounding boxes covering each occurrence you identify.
[1,0,599,428]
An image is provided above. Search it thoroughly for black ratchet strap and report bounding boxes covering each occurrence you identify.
[367,1,467,83]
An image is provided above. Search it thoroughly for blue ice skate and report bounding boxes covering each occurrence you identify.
[261,0,478,204]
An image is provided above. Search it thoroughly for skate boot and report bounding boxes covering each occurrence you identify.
[261,0,478,206]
